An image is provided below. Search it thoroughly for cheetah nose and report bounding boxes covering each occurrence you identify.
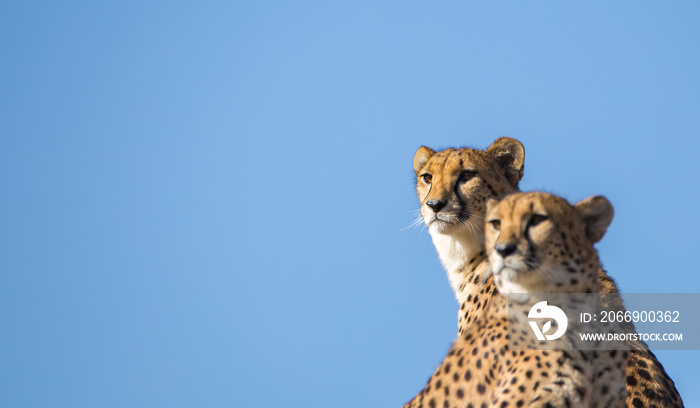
[426,199,446,212]
[495,242,517,257]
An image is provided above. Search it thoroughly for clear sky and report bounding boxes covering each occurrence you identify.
[1,1,699,407]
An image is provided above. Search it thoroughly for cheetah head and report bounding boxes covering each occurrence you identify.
[413,138,524,275]
[484,192,613,295]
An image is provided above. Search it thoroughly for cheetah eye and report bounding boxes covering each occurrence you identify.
[528,214,548,227]
[488,219,501,230]
[459,170,477,183]
[420,173,432,184]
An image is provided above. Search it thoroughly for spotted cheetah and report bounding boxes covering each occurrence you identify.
[413,137,524,333]
[404,192,628,408]
[411,140,683,407]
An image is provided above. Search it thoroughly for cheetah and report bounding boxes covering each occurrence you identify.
[413,137,524,333]
[404,192,628,408]
[412,140,684,407]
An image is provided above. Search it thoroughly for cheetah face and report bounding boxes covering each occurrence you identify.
[485,192,613,295]
[413,138,524,237]
[414,149,492,235]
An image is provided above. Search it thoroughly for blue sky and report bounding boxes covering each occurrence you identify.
[1,1,699,407]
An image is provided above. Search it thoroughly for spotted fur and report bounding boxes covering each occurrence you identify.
[413,137,523,332]
[410,139,684,407]
[404,192,628,408]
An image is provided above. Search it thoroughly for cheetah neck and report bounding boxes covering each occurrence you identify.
[429,228,485,295]
[455,260,495,335]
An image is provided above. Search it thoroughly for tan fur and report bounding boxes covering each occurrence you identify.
[484,193,610,296]
[413,138,524,318]
[404,193,628,408]
[409,138,684,407]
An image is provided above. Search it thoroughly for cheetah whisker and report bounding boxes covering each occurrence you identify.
[400,210,428,232]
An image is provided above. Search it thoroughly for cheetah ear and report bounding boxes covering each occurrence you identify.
[574,196,614,243]
[414,146,436,176]
[486,137,525,186]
